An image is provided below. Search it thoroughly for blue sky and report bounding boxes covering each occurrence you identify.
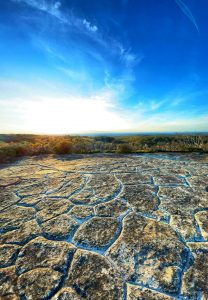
[0,0,207,133]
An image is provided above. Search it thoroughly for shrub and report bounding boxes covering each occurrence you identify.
[0,146,17,163]
[54,141,73,154]
[116,144,132,153]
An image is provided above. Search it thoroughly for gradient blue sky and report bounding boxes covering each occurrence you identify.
[0,0,208,134]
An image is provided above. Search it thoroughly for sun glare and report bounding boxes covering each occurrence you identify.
[23,95,130,134]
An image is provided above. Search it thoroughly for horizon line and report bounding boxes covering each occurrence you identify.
[0,131,208,136]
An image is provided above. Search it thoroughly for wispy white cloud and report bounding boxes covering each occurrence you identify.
[83,19,98,33]
[131,112,208,132]
[11,0,137,68]
[14,0,63,19]
[12,0,99,34]
[170,97,185,107]
[149,100,166,111]
[175,0,199,33]
[13,0,139,101]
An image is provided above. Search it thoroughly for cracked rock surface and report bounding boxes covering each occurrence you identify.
[0,153,207,299]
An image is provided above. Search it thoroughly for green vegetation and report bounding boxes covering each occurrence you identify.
[0,134,207,163]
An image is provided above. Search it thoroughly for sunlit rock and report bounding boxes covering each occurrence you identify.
[0,244,20,267]
[95,198,130,217]
[153,175,184,185]
[195,211,208,240]
[127,283,176,300]
[0,188,20,211]
[0,219,41,245]
[106,212,187,294]
[65,249,123,299]
[0,206,36,232]
[73,217,119,249]
[122,184,159,213]
[36,197,73,222]
[182,242,208,299]
[116,173,151,184]
[69,205,94,219]
[0,266,19,299]
[52,287,81,300]
[158,186,208,240]
[16,237,76,274]
[41,214,78,239]
[17,268,62,300]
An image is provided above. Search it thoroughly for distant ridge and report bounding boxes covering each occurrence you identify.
[80,132,208,137]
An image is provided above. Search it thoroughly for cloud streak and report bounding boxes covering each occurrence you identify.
[175,0,199,33]
[14,0,63,20]
[11,0,137,69]
[12,0,98,33]
[83,19,98,33]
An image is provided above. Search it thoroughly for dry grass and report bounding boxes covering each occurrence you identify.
[0,134,207,163]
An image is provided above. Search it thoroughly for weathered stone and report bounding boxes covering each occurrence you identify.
[0,266,19,298]
[18,182,46,197]
[69,205,94,219]
[36,197,73,222]
[48,174,85,197]
[0,219,41,245]
[123,184,158,213]
[116,173,151,184]
[65,249,123,299]
[41,214,78,239]
[44,173,65,194]
[107,213,187,294]
[0,206,36,232]
[0,177,21,187]
[158,186,207,211]
[16,237,76,274]
[87,174,121,200]
[18,195,42,206]
[73,217,119,249]
[0,188,20,211]
[8,166,40,178]
[95,198,130,217]
[187,175,208,192]
[52,287,81,300]
[182,242,208,299]
[35,168,60,176]
[0,295,19,300]
[70,188,97,205]
[0,153,207,299]
[154,175,184,185]
[17,268,62,300]
[0,244,20,267]
[159,186,208,240]
[110,165,136,172]
[127,283,176,299]
[195,211,208,240]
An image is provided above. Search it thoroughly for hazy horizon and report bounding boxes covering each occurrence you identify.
[0,0,208,134]
[0,131,208,137]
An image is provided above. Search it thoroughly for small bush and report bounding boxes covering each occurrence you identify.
[0,134,207,163]
[0,146,17,163]
[54,141,73,154]
[116,144,132,153]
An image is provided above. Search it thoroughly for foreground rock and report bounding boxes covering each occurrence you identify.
[0,153,207,299]
[127,283,176,300]
[18,268,62,300]
[16,237,76,274]
[65,249,123,299]
[107,212,188,295]
[73,217,119,249]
